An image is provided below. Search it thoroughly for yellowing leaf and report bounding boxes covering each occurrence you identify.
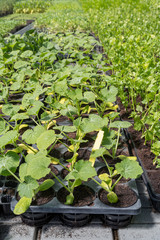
[14,197,32,215]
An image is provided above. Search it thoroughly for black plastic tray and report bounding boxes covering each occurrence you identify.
[11,159,141,216]
[124,128,160,212]
[0,176,18,215]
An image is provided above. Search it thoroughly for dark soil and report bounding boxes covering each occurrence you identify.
[63,148,91,161]
[63,131,95,148]
[17,188,55,206]
[147,170,160,194]
[48,147,61,159]
[98,147,128,165]
[116,96,132,121]
[32,188,55,205]
[118,96,160,196]
[60,168,70,179]
[99,184,137,208]
[57,185,96,207]
[128,126,156,170]
[7,92,24,101]
[10,24,27,34]
[3,188,15,196]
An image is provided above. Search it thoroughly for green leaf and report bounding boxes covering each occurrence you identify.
[22,125,45,144]
[14,60,29,69]
[0,118,9,135]
[115,159,143,179]
[13,197,32,215]
[39,179,55,191]
[99,173,110,181]
[83,91,96,102]
[65,160,96,181]
[100,86,118,102]
[90,148,111,158]
[53,125,76,133]
[60,105,78,117]
[107,191,118,203]
[54,80,68,95]
[11,113,29,121]
[80,114,108,133]
[102,127,116,149]
[37,130,56,150]
[19,151,51,180]
[20,50,33,58]
[0,151,19,176]
[110,121,132,129]
[2,104,20,116]
[22,93,35,108]
[18,176,39,198]
[27,101,43,115]
[0,130,19,148]
[67,89,83,101]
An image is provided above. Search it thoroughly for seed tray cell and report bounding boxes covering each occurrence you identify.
[11,161,141,216]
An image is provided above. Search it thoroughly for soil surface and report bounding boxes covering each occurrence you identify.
[99,184,137,208]
[17,188,55,206]
[57,185,96,207]
[63,148,91,162]
[146,170,160,194]
[118,98,160,195]
[116,96,132,121]
[60,168,70,179]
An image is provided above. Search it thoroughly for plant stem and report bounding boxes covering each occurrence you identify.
[113,127,120,159]
[111,175,123,191]
[17,138,37,154]
[50,171,70,192]
[102,155,112,176]
[6,168,22,183]
[91,177,102,187]
[58,140,73,152]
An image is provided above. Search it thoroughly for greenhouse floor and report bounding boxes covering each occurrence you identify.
[0,179,160,240]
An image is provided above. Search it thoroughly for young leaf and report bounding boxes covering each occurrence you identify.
[83,91,95,102]
[54,79,68,95]
[53,125,76,133]
[18,176,39,198]
[80,114,108,133]
[39,179,55,191]
[13,197,32,215]
[100,86,118,102]
[19,151,51,180]
[0,151,19,176]
[65,192,74,205]
[101,127,116,149]
[11,113,29,121]
[37,130,56,150]
[60,105,78,117]
[2,104,20,116]
[110,121,132,129]
[27,101,43,115]
[20,50,33,58]
[14,60,29,69]
[0,118,9,135]
[115,159,143,179]
[107,191,118,203]
[22,125,45,144]
[0,130,19,148]
[65,160,96,181]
